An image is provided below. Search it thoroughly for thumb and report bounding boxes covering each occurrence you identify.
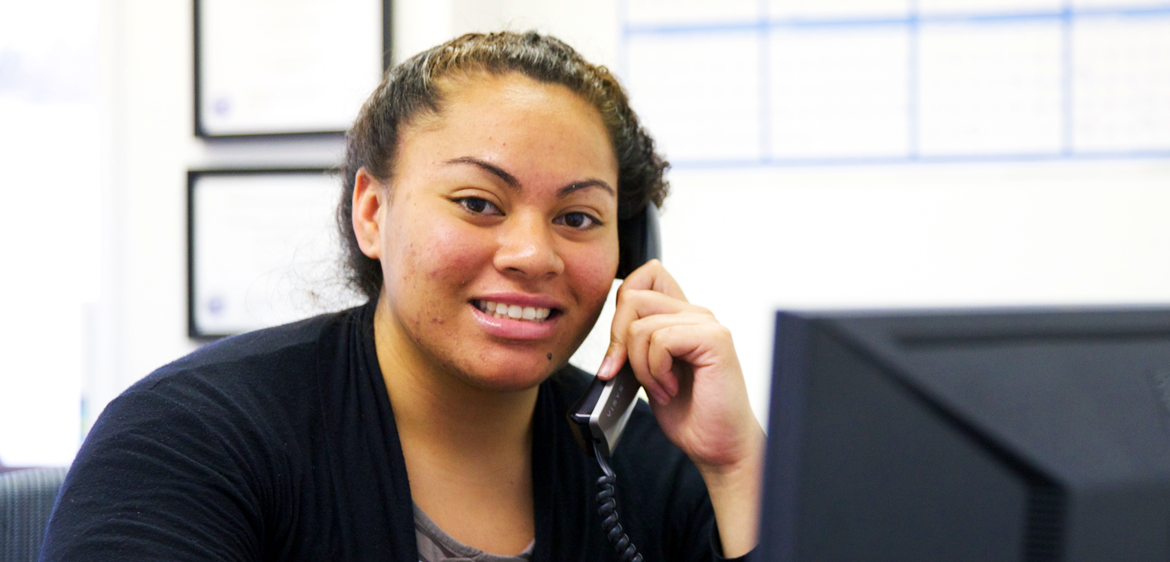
[597,337,629,381]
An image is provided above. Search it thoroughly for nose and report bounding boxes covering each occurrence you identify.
[494,212,564,279]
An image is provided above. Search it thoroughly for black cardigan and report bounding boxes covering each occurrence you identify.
[42,303,743,561]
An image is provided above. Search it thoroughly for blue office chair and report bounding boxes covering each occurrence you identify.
[0,467,68,562]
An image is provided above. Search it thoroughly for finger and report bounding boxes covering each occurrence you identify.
[603,289,707,386]
[610,289,695,335]
[601,262,697,385]
[626,312,713,398]
[596,333,628,381]
[647,334,676,399]
[610,288,712,347]
[617,259,688,301]
[607,290,710,378]
[648,322,738,387]
[621,318,670,403]
[647,325,710,400]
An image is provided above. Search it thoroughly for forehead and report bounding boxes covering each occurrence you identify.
[395,73,618,184]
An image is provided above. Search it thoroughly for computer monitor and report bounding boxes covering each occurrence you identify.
[758,308,1170,562]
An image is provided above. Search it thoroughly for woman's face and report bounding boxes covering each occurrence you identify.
[364,72,620,391]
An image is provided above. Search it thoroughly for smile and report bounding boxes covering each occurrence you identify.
[474,300,552,323]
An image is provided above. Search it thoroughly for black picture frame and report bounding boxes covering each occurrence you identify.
[193,0,392,139]
[187,167,343,340]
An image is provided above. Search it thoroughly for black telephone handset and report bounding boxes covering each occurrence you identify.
[569,202,660,460]
[567,203,660,562]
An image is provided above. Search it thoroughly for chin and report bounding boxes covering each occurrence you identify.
[453,357,563,393]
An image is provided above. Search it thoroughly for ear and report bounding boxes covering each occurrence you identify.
[352,166,387,259]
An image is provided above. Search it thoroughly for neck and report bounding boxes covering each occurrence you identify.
[373,298,540,468]
[372,299,539,555]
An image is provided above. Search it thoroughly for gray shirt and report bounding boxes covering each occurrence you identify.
[414,503,534,562]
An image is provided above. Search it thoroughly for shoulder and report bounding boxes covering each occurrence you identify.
[144,308,353,392]
[124,308,359,415]
[46,307,376,561]
[87,308,362,462]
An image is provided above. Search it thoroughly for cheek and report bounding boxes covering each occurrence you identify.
[384,216,488,290]
[566,244,619,304]
[426,226,488,284]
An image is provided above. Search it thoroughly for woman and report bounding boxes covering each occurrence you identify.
[42,32,764,562]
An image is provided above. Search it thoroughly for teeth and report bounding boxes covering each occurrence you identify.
[477,300,552,323]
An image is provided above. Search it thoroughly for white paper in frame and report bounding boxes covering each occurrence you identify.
[194,0,388,137]
[188,169,364,338]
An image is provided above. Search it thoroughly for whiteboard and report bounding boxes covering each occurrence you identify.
[188,169,364,338]
[195,0,387,137]
[621,0,1170,166]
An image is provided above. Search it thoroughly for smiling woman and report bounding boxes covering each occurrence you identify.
[40,31,764,562]
[356,72,620,392]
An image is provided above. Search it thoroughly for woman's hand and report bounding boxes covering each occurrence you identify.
[597,259,765,558]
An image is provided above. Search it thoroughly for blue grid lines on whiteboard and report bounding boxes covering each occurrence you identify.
[620,1,1170,168]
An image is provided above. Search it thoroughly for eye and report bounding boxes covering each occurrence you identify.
[554,211,601,230]
[454,196,502,216]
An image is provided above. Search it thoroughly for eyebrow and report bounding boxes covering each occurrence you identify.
[445,156,615,199]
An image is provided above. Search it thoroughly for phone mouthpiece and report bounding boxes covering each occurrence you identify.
[568,364,640,459]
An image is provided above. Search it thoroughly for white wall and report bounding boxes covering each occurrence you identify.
[91,0,197,424]
[0,0,99,467]
[397,0,617,67]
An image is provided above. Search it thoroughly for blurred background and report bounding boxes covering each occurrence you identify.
[1,0,1168,469]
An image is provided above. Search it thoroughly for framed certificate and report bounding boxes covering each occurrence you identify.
[194,0,391,138]
[187,168,364,339]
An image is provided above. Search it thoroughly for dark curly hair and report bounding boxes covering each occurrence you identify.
[338,31,670,303]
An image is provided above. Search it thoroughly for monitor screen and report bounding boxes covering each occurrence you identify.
[759,308,1170,562]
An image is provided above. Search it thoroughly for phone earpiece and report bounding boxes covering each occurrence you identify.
[615,203,661,279]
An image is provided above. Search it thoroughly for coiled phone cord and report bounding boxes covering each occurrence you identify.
[592,441,644,562]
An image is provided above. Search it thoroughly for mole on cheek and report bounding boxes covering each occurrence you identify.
[547,353,552,361]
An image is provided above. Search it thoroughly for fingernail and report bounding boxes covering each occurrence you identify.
[597,357,614,380]
[652,388,670,405]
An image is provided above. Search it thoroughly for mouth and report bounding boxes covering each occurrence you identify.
[474,299,556,323]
